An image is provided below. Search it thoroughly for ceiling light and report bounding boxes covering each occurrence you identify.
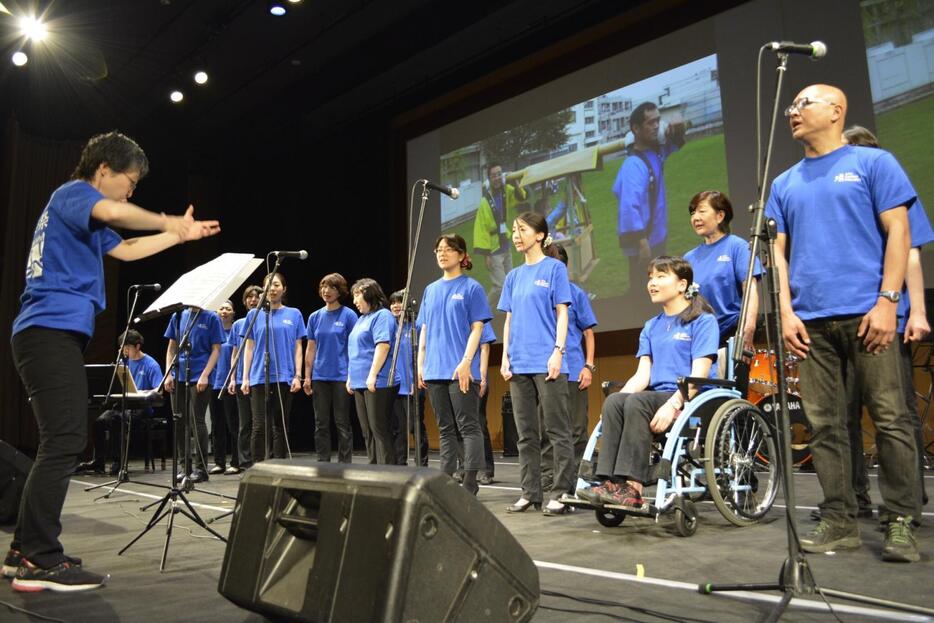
[194,71,208,85]
[170,90,184,103]
[11,51,27,66]
[18,16,48,42]
[268,2,286,16]
[287,0,302,3]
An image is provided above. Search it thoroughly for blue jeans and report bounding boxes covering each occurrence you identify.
[799,316,920,525]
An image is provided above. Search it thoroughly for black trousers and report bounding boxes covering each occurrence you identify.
[10,327,88,568]
[91,408,148,467]
[391,391,428,465]
[312,380,353,463]
[235,387,253,467]
[453,391,495,475]
[596,391,672,483]
[210,390,239,468]
[174,381,211,472]
[353,386,397,465]
[427,381,484,474]
[249,383,293,461]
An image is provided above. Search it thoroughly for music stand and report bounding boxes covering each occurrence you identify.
[118,253,262,571]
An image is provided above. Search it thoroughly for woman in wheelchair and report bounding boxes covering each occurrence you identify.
[578,256,719,510]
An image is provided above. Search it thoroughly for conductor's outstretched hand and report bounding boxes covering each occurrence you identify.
[164,205,221,242]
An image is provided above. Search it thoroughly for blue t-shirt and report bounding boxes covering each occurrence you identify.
[637,311,719,392]
[229,317,249,385]
[306,305,357,382]
[765,145,917,321]
[12,180,123,339]
[498,257,573,375]
[129,353,163,391]
[395,321,414,396]
[612,144,678,255]
[481,322,496,345]
[347,307,400,389]
[897,200,934,334]
[164,309,226,382]
[566,283,598,382]
[212,325,234,390]
[417,275,492,381]
[243,306,304,386]
[684,234,763,337]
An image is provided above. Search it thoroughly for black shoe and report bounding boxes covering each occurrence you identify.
[75,461,105,475]
[4,550,83,579]
[109,463,121,477]
[478,473,494,486]
[505,498,542,513]
[12,559,107,593]
[452,470,464,484]
[189,469,209,483]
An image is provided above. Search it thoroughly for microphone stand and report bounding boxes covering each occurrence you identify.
[389,180,430,466]
[86,286,169,498]
[698,48,933,622]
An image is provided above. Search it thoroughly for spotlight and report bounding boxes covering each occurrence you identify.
[11,51,27,66]
[170,90,184,103]
[194,70,208,85]
[287,0,302,3]
[18,16,48,42]
[268,2,286,16]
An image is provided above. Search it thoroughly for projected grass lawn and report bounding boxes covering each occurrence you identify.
[447,133,729,300]
[877,93,934,223]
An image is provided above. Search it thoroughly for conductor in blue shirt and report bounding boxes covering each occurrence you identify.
[768,84,921,562]
[7,131,219,592]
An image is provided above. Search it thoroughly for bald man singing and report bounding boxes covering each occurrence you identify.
[766,84,922,562]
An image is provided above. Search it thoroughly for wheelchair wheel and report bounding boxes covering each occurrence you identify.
[673,499,697,537]
[595,510,626,527]
[704,399,780,527]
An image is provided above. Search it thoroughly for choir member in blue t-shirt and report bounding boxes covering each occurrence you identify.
[347,279,399,464]
[76,330,164,476]
[226,285,261,470]
[769,84,921,561]
[164,306,225,482]
[577,256,718,510]
[303,273,357,463]
[416,234,492,494]
[499,212,576,516]
[683,191,761,352]
[240,273,304,461]
[8,131,219,591]
[389,290,427,465]
[209,300,239,474]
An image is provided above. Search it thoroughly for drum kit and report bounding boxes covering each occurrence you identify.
[748,349,812,467]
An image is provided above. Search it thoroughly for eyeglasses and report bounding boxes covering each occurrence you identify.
[434,247,456,255]
[784,97,836,117]
[121,172,139,191]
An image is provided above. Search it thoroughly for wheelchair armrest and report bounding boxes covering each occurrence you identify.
[676,376,738,403]
[601,380,625,397]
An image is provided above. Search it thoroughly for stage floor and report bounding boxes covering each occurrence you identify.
[1,455,932,622]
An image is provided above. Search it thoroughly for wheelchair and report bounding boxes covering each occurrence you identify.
[561,347,781,536]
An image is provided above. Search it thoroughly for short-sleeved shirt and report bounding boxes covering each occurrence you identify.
[684,234,763,338]
[164,309,226,382]
[242,306,304,386]
[498,257,573,375]
[347,307,399,389]
[229,317,249,385]
[637,312,719,392]
[897,200,934,334]
[612,144,678,255]
[12,180,123,339]
[306,305,357,382]
[480,322,496,345]
[566,283,597,382]
[417,275,492,381]
[765,145,917,321]
[395,321,414,396]
[129,353,163,391]
[212,325,234,390]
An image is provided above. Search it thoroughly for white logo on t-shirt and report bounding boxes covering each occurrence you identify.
[283,319,294,326]
[451,293,464,300]
[833,172,860,183]
[534,279,550,288]
[672,332,692,342]
[334,321,345,327]
[717,255,731,262]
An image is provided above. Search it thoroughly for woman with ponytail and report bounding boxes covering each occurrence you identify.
[577,256,718,510]
[417,234,492,495]
[499,211,576,516]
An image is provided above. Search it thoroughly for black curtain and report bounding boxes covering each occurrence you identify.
[0,116,117,453]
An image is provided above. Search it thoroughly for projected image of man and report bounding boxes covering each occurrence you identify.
[473,162,528,308]
[612,102,684,292]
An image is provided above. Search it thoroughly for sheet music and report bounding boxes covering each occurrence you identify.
[136,253,263,323]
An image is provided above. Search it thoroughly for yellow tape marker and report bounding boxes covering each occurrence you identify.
[636,564,645,578]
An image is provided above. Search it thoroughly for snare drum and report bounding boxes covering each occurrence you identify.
[750,390,812,467]
[749,350,800,394]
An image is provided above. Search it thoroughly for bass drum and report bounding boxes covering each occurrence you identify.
[749,390,812,467]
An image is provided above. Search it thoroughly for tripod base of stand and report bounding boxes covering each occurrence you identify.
[120,486,227,572]
[85,469,171,501]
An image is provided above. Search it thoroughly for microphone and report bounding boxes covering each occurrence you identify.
[273,250,308,260]
[423,180,460,200]
[130,283,162,291]
[767,40,827,59]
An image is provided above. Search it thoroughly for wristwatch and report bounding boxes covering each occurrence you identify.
[878,290,901,303]
[583,363,596,373]
[554,344,566,355]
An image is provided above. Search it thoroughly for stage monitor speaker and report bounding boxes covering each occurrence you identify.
[0,440,33,525]
[218,460,539,623]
